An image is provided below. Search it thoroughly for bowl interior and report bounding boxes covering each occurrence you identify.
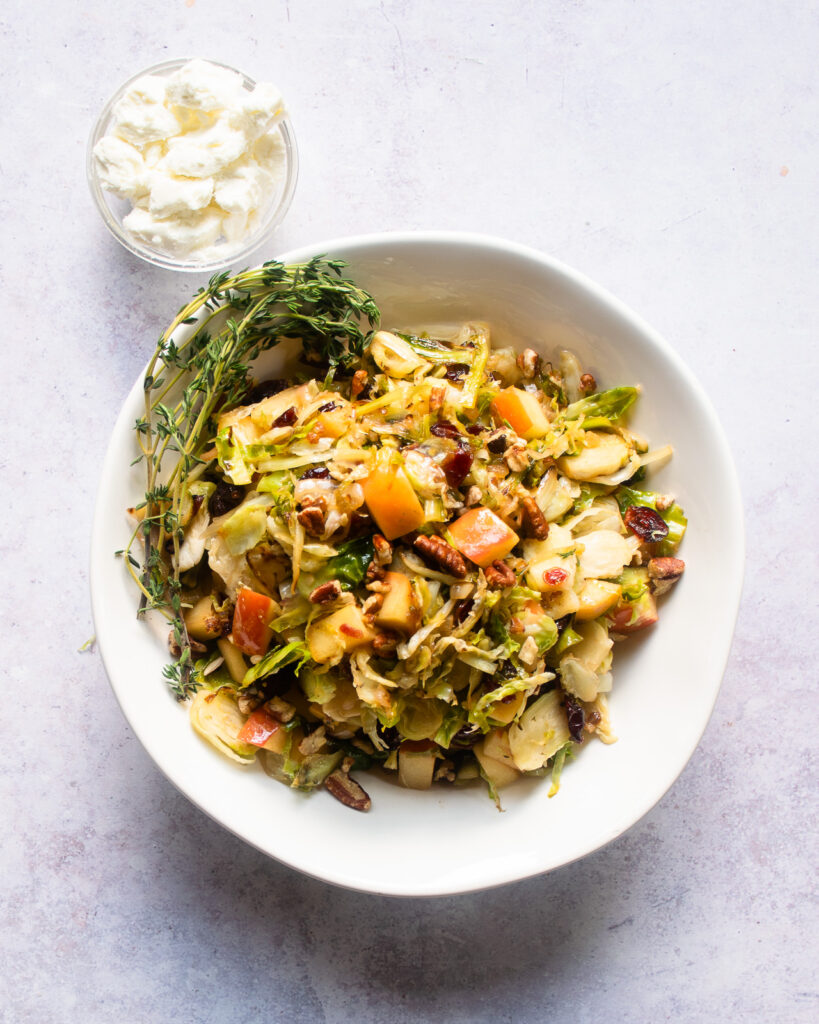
[91,233,743,895]
[87,58,299,273]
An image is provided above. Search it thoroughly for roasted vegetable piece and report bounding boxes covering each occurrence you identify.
[448,507,519,567]
[362,449,426,540]
[491,387,551,439]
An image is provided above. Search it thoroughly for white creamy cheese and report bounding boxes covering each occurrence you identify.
[93,59,289,260]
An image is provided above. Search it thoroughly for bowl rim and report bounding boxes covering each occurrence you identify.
[86,56,299,273]
[91,230,745,895]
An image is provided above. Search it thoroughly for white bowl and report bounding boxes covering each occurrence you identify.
[91,232,744,896]
[87,58,299,272]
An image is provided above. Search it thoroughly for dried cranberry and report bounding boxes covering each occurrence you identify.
[318,402,338,413]
[375,722,401,750]
[301,466,330,480]
[466,424,484,436]
[487,434,507,454]
[444,363,470,381]
[453,598,474,625]
[563,693,585,742]
[273,406,297,428]
[450,724,481,749]
[431,420,461,440]
[209,480,243,518]
[246,378,288,403]
[624,505,669,543]
[444,446,473,488]
[543,567,568,586]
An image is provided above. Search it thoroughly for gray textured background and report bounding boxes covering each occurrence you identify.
[1,1,817,1021]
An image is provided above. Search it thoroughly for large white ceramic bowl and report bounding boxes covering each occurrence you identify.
[91,232,744,896]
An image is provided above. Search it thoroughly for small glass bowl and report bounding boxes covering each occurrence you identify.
[87,58,298,273]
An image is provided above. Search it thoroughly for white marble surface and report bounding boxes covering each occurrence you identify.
[1,1,816,1020]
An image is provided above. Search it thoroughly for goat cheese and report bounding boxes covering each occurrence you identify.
[93,59,289,261]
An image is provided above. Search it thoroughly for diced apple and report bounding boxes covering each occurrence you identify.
[448,507,519,567]
[398,742,437,790]
[375,572,421,634]
[491,387,551,439]
[314,406,351,439]
[575,580,622,621]
[183,595,224,642]
[230,588,276,656]
[362,449,426,540]
[541,587,580,620]
[236,708,286,753]
[216,637,248,684]
[487,690,527,725]
[306,603,375,666]
[475,729,521,789]
[608,590,658,634]
[524,529,577,593]
[557,431,630,481]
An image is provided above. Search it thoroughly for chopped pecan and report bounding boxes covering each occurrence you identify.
[504,443,531,473]
[508,617,525,634]
[309,580,343,604]
[518,635,539,668]
[516,347,541,379]
[372,631,399,656]
[413,534,467,578]
[298,726,328,756]
[372,533,393,566]
[297,496,327,537]
[584,710,602,733]
[237,690,265,715]
[654,493,676,512]
[647,556,685,596]
[579,372,596,394]
[324,769,371,812]
[429,385,446,414]
[265,696,296,723]
[521,496,549,539]
[168,632,206,658]
[350,369,369,400]
[484,560,516,589]
[465,485,482,507]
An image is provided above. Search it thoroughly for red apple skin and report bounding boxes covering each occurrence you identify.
[607,592,658,634]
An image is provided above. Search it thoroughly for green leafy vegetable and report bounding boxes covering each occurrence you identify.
[563,386,638,427]
[240,640,311,689]
[312,536,374,590]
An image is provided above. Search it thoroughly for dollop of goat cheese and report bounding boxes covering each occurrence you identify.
[94,59,287,259]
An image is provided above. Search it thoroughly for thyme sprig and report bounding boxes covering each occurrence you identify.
[122,256,379,700]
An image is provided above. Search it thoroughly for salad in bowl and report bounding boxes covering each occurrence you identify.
[123,256,686,812]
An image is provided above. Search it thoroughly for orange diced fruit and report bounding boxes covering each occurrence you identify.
[448,507,519,567]
[362,450,426,540]
[491,387,551,440]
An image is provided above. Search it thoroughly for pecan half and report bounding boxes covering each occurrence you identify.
[372,533,393,566]
[325,769,371,812]
[413,534,467,578]
[647,556,685,596]
[579,372,596,394]
[372,631,399,656]
[365,561,387,584]
[237,690,265,715]
[297,497,327,538]
[351,369,369,400]
[309,580,343,604]
[516,348,541,379]
[484,560,516,589]
[265,697,296,723]
[521,496,549,539]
